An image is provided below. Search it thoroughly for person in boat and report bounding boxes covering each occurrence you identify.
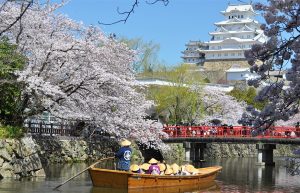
[158,162,166,175]
[140,163,150,174]
[148,158,160,175]
[164,168,174,175]
[115,139,132,171]
[180,164,191,175]
[185,164,199,175]
[171,163,180,175]
[130,164,142,173]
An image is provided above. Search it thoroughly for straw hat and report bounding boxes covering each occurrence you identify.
[148,158,158,164]
[171,163,179,173]
[140,163,150,170]
[166,164,171,170]
[165,168,173,175]
[185,164,195,173]
[130,164,140,172]
[158,163,166,171]
[120,139,131,147]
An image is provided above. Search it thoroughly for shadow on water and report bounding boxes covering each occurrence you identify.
[90,181,220,193]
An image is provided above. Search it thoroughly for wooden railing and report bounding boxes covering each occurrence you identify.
[24,121,77,136]
[24,121,109,137]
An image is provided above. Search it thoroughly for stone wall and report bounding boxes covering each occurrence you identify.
[0,136,142,179]
[163,143,300,161]
[0,137,45,179]
[203,60,249,71]
[34,136,119,163]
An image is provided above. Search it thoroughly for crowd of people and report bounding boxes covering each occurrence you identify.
[129,158,199,176]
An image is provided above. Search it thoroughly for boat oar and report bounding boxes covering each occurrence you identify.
[53,156,115,190]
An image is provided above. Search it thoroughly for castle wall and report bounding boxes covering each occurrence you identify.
[203,59,250,71]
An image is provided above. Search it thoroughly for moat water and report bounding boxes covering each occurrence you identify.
[0,157,299,193]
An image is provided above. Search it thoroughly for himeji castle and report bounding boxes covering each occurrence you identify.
[182,4,267,71]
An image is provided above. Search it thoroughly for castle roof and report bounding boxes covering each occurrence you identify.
[214,18,259,25]
[221,4,256,14]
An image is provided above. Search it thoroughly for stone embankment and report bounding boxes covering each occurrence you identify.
[0,137,45,179]
[0,136,119,179]
[163,143,300,161]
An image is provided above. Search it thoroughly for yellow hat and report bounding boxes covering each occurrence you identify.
[158,163,166,171]
[120,139,131,146]
[148,158,158,164]
[130,164,140,172]
[185,164,195,173]
[165,168,173,175]
[140,163,150,170]
[171,163,179,173]
[166,164,171,170]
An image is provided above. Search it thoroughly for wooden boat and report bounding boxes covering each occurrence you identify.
[88,166,222,189]
[90,181,220,193]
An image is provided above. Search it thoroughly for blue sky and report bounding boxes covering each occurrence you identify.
[58,0,266,66]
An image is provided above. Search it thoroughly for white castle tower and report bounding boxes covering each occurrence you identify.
[181,41,207,65]
[182,4,267,71]
[201,4,266,61]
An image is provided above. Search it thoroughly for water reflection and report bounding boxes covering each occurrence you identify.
[90,181,220,193]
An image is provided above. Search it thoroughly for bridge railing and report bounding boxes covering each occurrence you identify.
[163,125,300,139]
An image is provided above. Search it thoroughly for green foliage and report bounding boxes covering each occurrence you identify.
[229,87,266,110]
[0,37,26,126]
[0,125,24,139]
[203,77,210,83]
[119,37,162,73]
[147,64,205,124]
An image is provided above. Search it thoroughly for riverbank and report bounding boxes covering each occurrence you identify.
[0,136,299,179]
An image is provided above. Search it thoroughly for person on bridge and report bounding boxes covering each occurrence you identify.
[115,139,132,171]
[296,122,300,137]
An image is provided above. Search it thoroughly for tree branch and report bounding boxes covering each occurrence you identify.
[98,0,169,25]
[0,0,33,36]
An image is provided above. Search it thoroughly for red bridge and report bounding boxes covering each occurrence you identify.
[163,125,300,140]
[162,125,300,166]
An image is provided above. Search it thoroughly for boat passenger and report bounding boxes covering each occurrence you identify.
[130,164,141,173]
[164,168,174,175]
[158,162,166,175]
[140,163,150,174]
[186,164,199,175]
[148,158,160,175]
[180,164,191,175]
[115,139,132,171]
[171,163,180,175]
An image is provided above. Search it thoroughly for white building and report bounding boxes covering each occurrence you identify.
[181,41,207,65]
[201,4,267,61]
[226,66,259,81]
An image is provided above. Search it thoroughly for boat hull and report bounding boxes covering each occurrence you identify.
[89,166,222,189]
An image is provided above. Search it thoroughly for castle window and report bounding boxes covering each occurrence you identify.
[241,15,244,18]
[224,53,228,56]
[218,46,221,49]
[218,53,221,57]
[231,53,235,56]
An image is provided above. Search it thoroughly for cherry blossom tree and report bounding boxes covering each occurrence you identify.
[241,0,300,128]
[0,1,166,148]
[198,88,247,126]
